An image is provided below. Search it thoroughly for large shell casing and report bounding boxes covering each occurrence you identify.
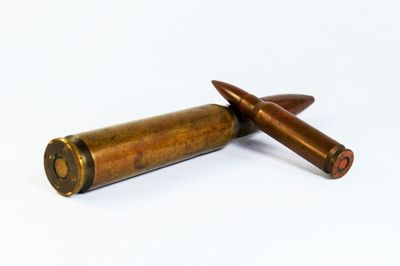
[80,105,235,191]
[44,95,314,196]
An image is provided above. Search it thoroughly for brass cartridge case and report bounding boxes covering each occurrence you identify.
[212,80,354,179]
[44,94,314,196]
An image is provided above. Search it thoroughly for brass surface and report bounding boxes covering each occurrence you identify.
[212,80,354,178]
[44,94,314,196]
[54,158,69,179]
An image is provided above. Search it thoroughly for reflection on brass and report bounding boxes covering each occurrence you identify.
[44,94,314,196]
[212,80,354,178]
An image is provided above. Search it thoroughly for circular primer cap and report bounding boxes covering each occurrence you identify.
[329,147,354,179]
[44,137,93,196]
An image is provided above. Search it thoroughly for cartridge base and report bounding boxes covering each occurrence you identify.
[44,137,94,196]
[328,148,354,179]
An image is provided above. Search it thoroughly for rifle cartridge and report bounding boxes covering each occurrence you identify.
[212,80,354,179]
[44,94,314,196]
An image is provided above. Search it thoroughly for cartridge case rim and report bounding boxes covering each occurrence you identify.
[328,148,354,179]
[44,137,94,196]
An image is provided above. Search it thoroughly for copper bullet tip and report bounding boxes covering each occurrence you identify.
[263,94,315,116]
[211,80,245,106]
[212,80,315,115]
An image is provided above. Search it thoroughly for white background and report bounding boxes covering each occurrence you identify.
[1,1,399,265]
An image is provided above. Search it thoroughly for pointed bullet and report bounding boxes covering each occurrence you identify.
[260,94,315,116]
[212,80,354,178]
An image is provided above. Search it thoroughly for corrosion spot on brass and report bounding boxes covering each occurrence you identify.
[134,151,146,170]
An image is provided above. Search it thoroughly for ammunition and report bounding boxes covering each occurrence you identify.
[212,80,354,178]
[44,94,314,196]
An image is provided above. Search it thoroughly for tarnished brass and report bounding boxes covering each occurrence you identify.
[212,80,354,178]
[44,94,314,196]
